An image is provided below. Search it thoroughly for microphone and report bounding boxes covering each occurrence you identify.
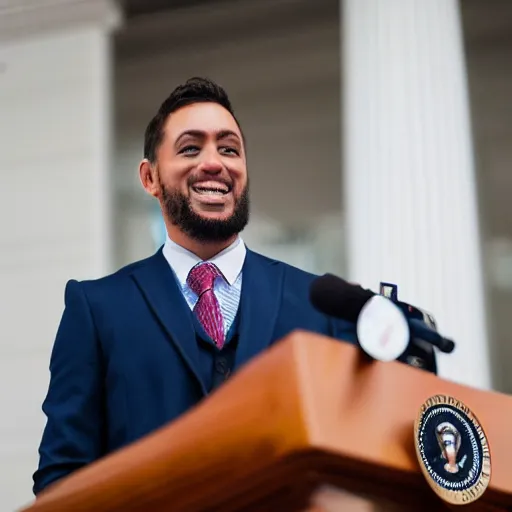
[310,274,374,323]
[309,273,455,359]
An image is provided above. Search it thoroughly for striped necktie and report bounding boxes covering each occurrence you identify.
[186,262,225,349]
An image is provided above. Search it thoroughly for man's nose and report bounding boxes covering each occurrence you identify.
[197,152,223,174]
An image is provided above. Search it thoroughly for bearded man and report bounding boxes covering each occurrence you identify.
[33,77,358,495]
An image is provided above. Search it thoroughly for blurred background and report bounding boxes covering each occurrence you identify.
[0,0,511,509]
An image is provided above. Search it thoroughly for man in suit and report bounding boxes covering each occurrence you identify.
[32,77,358,495]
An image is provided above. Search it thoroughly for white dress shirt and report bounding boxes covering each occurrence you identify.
[162,236,246,333]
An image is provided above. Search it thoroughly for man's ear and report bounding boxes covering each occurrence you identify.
[139,159,160,198]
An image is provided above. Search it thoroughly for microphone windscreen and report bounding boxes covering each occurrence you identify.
[309,273,375,323]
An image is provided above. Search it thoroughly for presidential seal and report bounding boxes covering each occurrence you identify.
[414,395,491,505]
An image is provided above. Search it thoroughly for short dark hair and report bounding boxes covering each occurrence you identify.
[143,77,243,162]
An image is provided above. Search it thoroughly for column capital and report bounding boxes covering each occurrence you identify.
[0,0,122,43]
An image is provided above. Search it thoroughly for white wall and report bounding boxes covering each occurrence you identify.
[465,31,512,392]
[0,9,117,509]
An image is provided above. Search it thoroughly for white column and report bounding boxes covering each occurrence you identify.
[342,0,491,389]
[0,1,121,510]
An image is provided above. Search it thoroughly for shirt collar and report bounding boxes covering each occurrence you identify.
[162,235,246,286]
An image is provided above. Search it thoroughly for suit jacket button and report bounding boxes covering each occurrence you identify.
[216,358,227,374]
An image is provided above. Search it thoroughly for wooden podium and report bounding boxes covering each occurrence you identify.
[22,332,512,511]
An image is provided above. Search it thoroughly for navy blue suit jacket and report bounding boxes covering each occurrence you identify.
[33,248,357,494]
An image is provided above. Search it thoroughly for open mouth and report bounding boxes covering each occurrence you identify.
[191,182,232,196]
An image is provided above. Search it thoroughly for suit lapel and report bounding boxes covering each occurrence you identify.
[235,249,284,370]
[131,249,208,396]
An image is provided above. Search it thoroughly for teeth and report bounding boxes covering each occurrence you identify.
[192,185,228,195]
[200,189,223,195]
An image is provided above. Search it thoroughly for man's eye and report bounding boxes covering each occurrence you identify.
[220,146,239,156]
[179,145,200,155]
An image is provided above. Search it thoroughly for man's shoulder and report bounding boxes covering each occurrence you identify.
[247,249,320,285]
[75,250,162,291]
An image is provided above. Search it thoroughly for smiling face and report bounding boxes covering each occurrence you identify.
[140,101,249,248]
[164,102,247,219]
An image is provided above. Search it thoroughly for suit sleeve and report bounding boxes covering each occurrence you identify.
[33,279,105,495]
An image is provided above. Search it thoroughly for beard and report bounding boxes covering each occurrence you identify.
[160,180,250,243]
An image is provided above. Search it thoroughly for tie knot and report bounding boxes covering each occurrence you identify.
[186,262,222,296]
